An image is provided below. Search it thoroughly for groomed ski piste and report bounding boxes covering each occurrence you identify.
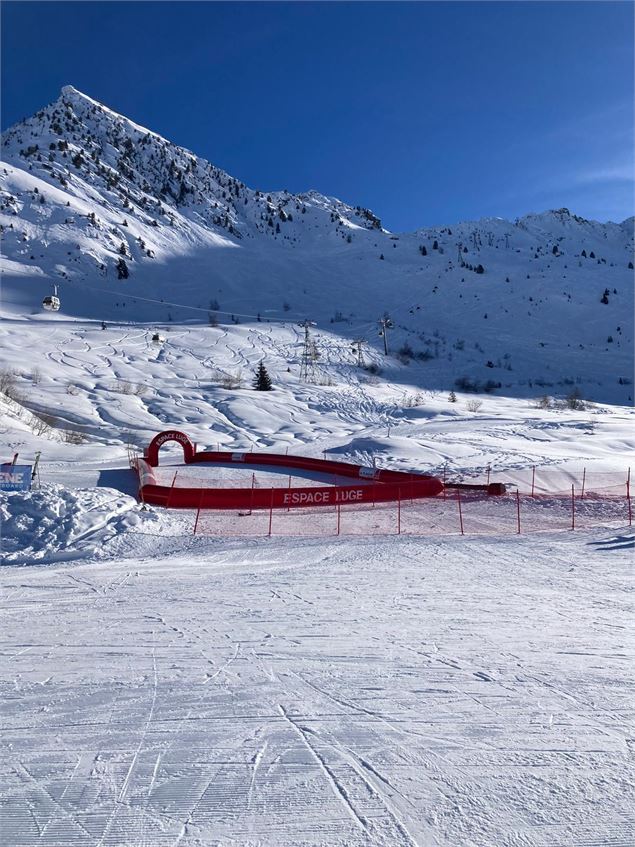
[1,313,634,847]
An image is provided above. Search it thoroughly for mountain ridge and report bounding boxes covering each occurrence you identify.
[3,86,632,237]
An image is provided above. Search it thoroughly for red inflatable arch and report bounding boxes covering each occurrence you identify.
[146,430,195,467]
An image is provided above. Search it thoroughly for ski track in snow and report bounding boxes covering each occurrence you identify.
[1,532,633,846]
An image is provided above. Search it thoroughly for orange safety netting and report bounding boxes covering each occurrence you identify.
[462,468,629,498]
[193,489,632,538]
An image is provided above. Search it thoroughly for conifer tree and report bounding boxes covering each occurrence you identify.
[253,361,272,391]
[116,257,129,279]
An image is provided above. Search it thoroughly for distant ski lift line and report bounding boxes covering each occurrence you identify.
[59,277,426,345]
[59,278,303,325]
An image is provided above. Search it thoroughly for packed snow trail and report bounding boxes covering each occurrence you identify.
[1,530,633,846]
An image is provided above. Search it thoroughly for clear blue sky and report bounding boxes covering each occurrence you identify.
[2,1,633,230]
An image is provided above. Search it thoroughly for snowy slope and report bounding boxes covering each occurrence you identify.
[1,86,633,405]
[1,318,634,483]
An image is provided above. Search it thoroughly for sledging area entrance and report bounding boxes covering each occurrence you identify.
[134,430,445,510]
[130,431,631,538]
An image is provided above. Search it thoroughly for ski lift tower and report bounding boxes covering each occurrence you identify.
[378,316,394,355]
[298,319,318,382]
[351,339,366,368]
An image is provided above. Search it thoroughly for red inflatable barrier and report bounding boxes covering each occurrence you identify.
[135,458,158,489]
[137,430,444,509]
[445,482,507,496]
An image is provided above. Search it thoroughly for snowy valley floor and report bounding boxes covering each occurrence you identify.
[1,527,633,847]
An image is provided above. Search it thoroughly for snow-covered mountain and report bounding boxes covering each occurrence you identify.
[1,85,633,403]
[0,85,383,279]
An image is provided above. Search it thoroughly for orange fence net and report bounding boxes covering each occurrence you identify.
[194,489,631,538]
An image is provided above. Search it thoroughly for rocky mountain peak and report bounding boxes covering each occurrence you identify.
[1,86,385,251]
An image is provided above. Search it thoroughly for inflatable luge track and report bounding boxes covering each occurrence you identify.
[135,430,447,510]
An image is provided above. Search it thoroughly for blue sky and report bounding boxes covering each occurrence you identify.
[2,1,633,230]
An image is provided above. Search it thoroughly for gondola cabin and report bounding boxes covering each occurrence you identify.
[42,285,61,312]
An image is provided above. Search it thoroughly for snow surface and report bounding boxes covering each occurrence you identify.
[1,314,633,846]
[2,522,634,846]
[1,87,634,846]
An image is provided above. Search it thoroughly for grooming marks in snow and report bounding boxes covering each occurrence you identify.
[1,532,633,845]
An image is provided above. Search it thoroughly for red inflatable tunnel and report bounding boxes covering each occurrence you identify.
[137,430,444,510]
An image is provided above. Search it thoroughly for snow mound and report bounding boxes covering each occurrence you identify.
[0,484,156,565]
[328,435,439,466]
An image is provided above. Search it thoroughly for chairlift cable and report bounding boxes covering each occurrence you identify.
[59,278,305,325]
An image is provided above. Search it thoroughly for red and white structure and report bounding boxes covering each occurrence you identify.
[134,430,445,510]
[131,432,630,537]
